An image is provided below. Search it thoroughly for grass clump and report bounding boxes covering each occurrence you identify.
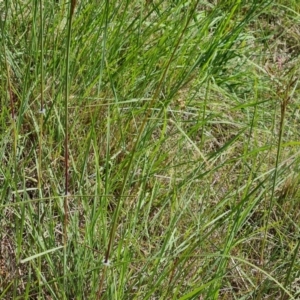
[0,0,300,299]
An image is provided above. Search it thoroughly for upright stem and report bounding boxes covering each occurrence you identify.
[37,1,44,298]
[38,0,44,189]
[63,0,76,294]
[260,77,296,278]
[63,0,76,247]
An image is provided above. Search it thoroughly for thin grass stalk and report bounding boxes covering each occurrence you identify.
[259,77,296,291]
[63,0,76,294]
[63,0,76,243]
[97,1,201,298]
[96,1,110,296]
[2,3,19,297]
[1,1,16,155]
[38,0,44,190]
[36,0,45,297]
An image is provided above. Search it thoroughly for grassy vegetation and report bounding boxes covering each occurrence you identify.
[0,0,300,299]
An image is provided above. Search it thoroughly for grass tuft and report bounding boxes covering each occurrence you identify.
[0,0,300,299]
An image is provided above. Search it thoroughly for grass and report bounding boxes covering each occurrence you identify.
[0,0,300,299]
